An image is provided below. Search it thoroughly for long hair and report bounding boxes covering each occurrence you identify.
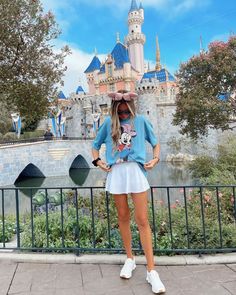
[110,90,136,146]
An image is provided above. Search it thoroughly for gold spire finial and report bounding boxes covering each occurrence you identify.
[155,36,161,71]
[116,32,120,43]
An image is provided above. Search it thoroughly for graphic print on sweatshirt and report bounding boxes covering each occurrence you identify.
[116,123,137,163]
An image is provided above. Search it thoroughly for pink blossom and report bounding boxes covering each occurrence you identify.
[230,196,235,205]
[204,195,211,203]
[218,192,223,198]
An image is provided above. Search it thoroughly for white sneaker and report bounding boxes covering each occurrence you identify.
[120,258,136,279]
[146,270,166,294]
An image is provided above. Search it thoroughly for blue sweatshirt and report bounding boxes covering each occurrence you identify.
[92,114,158,167]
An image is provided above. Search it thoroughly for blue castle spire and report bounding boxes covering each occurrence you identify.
[129,0,138,12]
[58,91,66,99]
[139,1,143,9]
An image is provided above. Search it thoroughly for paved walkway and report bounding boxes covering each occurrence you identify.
[0,258,236,295]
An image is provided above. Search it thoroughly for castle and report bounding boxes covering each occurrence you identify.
[57,0,201,160]
[63,0,178,142]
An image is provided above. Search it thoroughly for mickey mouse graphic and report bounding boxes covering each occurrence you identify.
[116,124,137,162]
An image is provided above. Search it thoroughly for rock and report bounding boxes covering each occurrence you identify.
[166,153,196,162]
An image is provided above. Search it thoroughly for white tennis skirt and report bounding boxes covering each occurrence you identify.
[105,161,150,194]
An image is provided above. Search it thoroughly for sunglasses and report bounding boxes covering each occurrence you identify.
[118,110,131,115]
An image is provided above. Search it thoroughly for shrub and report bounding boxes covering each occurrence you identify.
[188,155,216,178]
[3,132,16,140]
[0,215,16,242]
[19,190,236,254]
[188,135,236,182]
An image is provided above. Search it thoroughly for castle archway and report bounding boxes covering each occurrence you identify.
[14,163,45,184]
[69,155,90,186]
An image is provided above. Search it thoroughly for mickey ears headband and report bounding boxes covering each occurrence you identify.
[108,92,138,101]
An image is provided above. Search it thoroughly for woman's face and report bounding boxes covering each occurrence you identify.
[117,102,131,120]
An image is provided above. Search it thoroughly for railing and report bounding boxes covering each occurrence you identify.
[0,185,236,255]
[0,137,92,146]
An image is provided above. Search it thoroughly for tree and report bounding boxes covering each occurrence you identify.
[0,0,70,127]
[173,36,236,140]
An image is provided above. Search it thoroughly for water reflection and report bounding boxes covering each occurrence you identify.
[1,162,197,214]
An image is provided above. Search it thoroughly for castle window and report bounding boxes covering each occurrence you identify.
[109,84,115,92]
[160,108,165,117]
[160,88,165,100]
[171,87,175,96]
[108,64,113,77]
[147,111,150,115]
[132,30,134,33]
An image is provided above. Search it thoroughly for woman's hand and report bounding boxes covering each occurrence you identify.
[144,158,160,170]
[97,160,112,172]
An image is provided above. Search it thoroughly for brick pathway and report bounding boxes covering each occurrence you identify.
[0,262,235,295]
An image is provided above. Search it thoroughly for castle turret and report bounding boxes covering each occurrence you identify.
[125,0,146,74]
[84,54,101,95]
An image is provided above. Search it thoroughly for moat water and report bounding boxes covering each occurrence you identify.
[1,162,197,214]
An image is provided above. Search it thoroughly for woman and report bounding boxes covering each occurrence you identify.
[91,90,165,294]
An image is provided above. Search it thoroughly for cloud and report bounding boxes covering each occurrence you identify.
[41,0,210,18]
[53,41,106,96]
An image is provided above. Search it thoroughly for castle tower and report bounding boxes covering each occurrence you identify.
[84,52,101,95]
[125,0,146,75]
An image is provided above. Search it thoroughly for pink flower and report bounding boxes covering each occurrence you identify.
[204,195,211,203]
[230,196,235,205]
[175,199,181,205]
[159,200,164,206]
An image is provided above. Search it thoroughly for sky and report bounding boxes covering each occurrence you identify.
[41,0,236,96]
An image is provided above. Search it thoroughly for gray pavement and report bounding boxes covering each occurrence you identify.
[0,255,236,295]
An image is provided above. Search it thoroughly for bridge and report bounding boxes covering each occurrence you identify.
[0,139,96,187]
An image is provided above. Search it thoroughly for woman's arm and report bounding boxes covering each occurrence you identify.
[92,148,111,172]
[144,143,160,170]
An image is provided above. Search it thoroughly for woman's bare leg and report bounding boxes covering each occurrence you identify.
[113,194,133,259]
[131,191,154,271]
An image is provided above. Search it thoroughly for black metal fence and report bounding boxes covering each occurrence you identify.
[0,185,236,255]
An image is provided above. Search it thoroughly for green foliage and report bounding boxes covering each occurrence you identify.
[20,130,44,139]
[0,104,12,135]
[0,0,70,126]
[153,189,236,251]
[2,132,16,140]
[187,135,236,183]
[0,215,16,242]
[17,190,236,254]
[173,36,236,140]
[188,155,216,178]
